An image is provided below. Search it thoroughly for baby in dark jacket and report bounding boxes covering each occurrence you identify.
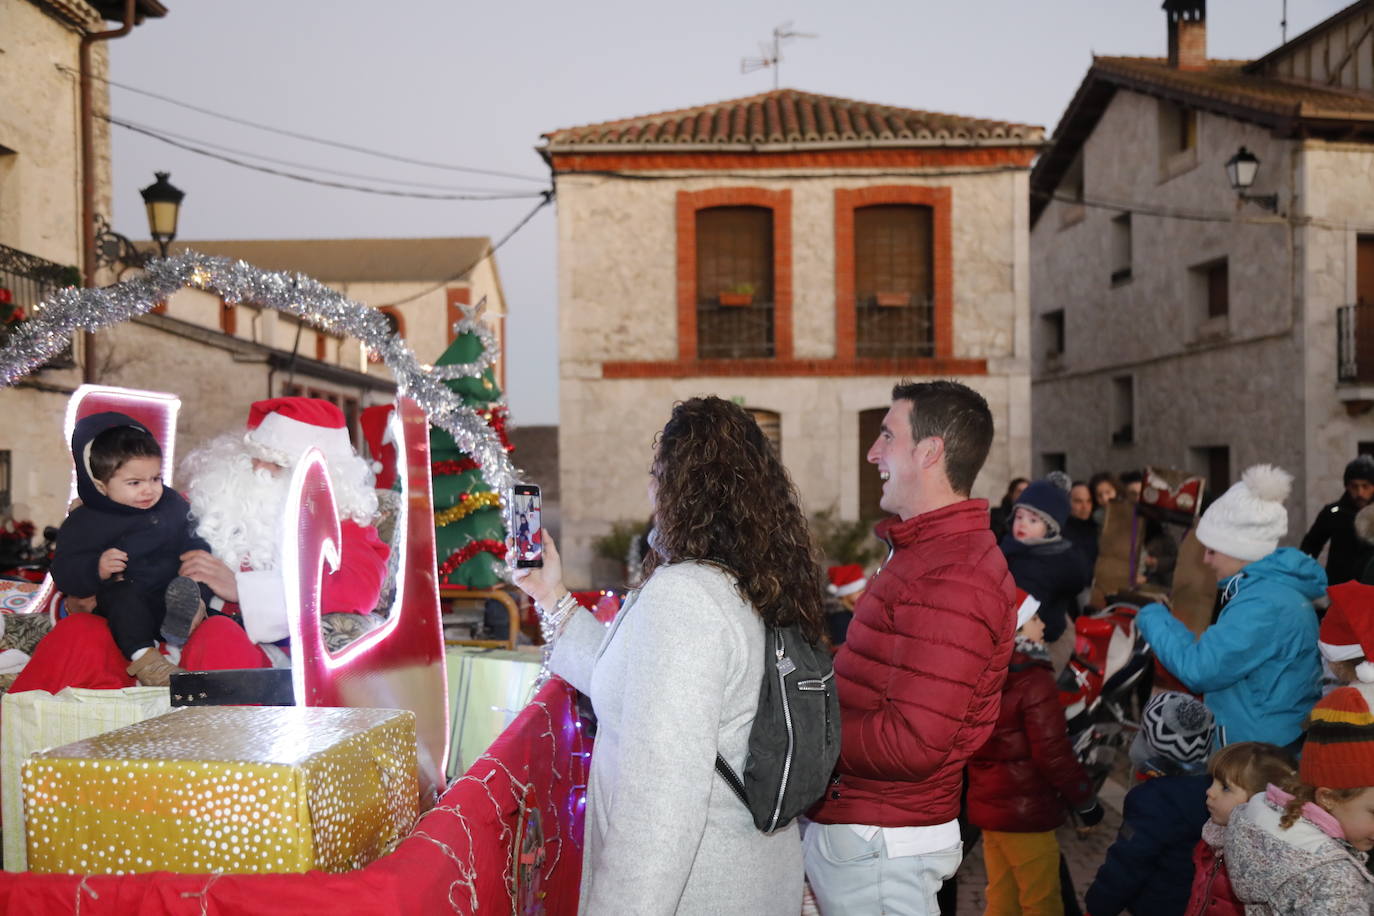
[49,412,210,686]
[1000,478,1091,672]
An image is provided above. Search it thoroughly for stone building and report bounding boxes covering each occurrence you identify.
[0,0,163,528]
[541,89,1043,584]
[1030,0,1374,537]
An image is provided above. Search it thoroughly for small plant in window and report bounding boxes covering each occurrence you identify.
[718,282,755,307]
[873,291,910,307]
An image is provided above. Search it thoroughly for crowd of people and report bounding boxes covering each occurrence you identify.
[19,381,1374,914]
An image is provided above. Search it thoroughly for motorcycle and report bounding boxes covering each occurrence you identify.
[0,521,56,584]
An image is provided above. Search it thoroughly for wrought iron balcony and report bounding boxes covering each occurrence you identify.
[697,300,775,359]
[856,295,935,359]
[1337,304,1374,384]
[0,242,80,368]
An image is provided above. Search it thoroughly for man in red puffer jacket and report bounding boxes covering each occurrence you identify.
[804,380,1017,916]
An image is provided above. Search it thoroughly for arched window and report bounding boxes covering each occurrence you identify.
[695,206,774,359]
[853,204,934,358]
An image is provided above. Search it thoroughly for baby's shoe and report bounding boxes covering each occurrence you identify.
[162,576,207,647]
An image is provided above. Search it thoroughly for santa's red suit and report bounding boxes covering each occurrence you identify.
[12,398,390,693]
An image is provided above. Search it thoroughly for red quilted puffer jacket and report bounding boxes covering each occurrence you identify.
[809,499,1016,828]
[966,646,1096,832]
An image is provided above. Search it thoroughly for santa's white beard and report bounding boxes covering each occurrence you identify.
[181,435,380,571]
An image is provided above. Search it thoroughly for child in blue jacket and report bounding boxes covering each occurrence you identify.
[1084,692,1215,916]
[1135,465,1324,749]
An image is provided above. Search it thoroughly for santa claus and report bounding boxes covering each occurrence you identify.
[12,398,391,691]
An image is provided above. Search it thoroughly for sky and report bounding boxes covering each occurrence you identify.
[109,0,1352,426]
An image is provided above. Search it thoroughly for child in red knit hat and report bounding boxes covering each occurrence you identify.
[1224,687,1374,913]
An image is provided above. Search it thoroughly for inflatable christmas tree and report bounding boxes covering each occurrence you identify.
[430,300,511,588]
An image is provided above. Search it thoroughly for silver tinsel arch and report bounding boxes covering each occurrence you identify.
[0,250,517,492]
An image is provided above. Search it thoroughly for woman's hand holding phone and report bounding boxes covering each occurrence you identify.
[510,532,565,609]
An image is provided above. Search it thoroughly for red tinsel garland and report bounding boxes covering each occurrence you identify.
[480,406,513,453]
[438,539,507,580]
[431,458,481,477]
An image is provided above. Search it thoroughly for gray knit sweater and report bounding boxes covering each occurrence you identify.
[550,561,804,915]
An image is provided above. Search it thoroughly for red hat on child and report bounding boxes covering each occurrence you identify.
[244,398,353,468]
[827,564,868,597]
[1014,588,1042,629]
[1320,581,1374,682]
[359,404,398,490]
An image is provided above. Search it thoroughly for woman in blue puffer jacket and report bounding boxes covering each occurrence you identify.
[1136,465,1324,750]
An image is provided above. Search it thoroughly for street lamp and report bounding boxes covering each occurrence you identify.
[1224,147,1278,212]
[140,171,185,257]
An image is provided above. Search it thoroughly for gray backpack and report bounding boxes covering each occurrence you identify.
[715,625,841,832]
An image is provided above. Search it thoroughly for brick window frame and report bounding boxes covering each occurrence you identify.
[676,188,793,362]
[834,186,953,360]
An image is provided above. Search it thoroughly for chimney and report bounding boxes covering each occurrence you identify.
[1164,0,1207,71]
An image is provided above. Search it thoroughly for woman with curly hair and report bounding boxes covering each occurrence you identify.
[511,396,826,915]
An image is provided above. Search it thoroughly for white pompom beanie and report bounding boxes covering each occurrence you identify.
[1195,464,1292,562]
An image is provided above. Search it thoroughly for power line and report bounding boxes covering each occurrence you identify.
[381,190,555,308]
[62,64,547,184]
[107,115,536,194]
[107,116,549,201]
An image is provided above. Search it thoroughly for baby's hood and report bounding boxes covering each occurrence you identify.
[70,412,157,516]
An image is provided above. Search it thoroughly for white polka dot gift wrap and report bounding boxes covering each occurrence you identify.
[21,706,419,875]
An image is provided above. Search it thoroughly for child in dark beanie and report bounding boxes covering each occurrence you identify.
[1085,692,1215,916]
[1000,478,1091,673]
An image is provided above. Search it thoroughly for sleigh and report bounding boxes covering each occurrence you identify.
[0,256,587,913]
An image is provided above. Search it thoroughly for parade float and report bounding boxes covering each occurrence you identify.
[0,253,587,913]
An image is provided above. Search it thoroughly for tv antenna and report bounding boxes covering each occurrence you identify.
[1281,0,1288,43]
[741,22,818,90]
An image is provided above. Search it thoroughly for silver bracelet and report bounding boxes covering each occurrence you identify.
[538,591,578,643]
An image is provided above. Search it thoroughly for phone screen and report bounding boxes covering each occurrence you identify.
[508,485,543,568]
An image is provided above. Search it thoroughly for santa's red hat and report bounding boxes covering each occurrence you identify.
[827,564,868,598]
[1014,588,1041,629]
[244,397,354,468]
[1321,581,1374,682]
[359,404,398,490]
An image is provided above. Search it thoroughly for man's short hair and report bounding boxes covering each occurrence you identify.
[891,380,993,496]
[89,425,162,483]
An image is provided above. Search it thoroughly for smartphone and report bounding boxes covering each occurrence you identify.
[506,484,543,568]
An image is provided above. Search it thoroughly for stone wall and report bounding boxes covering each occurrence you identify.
[1032,90,1306,521]
[556,167,1032,584]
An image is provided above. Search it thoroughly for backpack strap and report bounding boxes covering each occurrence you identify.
[715,755,748,806]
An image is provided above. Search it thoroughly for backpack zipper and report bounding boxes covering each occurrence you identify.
[799,671,835,741]
[769,630,795,832]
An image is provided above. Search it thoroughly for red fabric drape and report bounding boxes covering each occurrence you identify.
[0,680,588,914]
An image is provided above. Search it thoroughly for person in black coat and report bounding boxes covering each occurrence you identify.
[1064,480,1100,572]
[1000,479,1091,673]
[1301,455,1374,586]
[49,412,211,685]
[1084,692,1215,916]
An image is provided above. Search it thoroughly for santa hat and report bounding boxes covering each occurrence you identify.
[244,398,354,469]
[827,564,867,598]
[1302,686,1374,789]
[1194,464,1291,562]
[1014,588,1041,629]
[1320,581,1374,682]
[359,404,398,490]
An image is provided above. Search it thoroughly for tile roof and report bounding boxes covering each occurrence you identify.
[151,237,492,284]
[1030,55,1374,225]
[1093,56,1374,122]
[542,89,1042,151]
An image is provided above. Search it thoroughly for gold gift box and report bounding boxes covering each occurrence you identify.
[23,705,419,875]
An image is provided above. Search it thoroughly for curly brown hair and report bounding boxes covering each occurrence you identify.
[644,397,827,644]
